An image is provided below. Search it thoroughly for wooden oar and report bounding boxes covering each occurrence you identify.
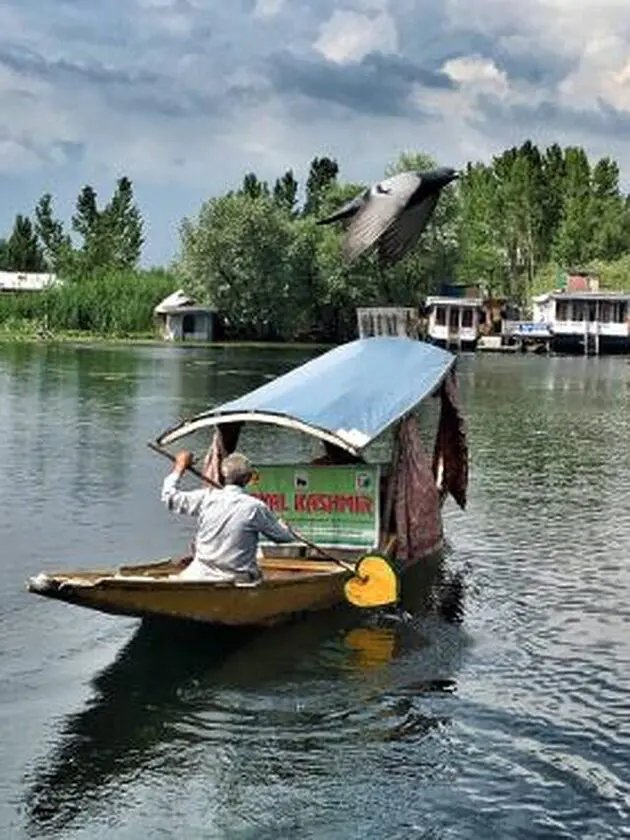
[147,441,213,485]
[147,441,399,608]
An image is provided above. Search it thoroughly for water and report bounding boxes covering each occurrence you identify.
[1,343,629,839]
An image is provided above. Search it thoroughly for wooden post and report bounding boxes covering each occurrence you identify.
[595,300,600,356]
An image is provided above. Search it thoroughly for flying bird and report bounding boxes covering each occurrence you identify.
[317,167,459,266]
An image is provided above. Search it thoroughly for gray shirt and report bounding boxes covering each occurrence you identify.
[161,472,294,577]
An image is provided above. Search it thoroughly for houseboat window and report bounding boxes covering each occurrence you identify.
[613,302,627,323]
[449,308,459,328]
[572,302,585,321]
[461,308,474,328]
[600,304,611,323]
[182,313,196,334]
[435,306,446,326]
[556,301,569,321]
[588,302,597,322]
[376,314,383,334]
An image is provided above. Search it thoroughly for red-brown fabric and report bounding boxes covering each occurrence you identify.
[389,415,444,564]
[432,370,468,510]
[202,423,242,486]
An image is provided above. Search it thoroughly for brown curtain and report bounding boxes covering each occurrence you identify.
[386,415,444,564]
[432,369,468,510]
[202,423,242,486]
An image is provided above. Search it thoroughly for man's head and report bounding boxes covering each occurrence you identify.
[220,452,254,487]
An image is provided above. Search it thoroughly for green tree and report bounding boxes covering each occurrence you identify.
[34,193,71,272]
[176,192,297,340]
[457,163,506,292]
[273,169,299,215]
[102,176,144,269]
[303,156,339,216]
[2,214,45,271]
[240,172,269,200]
[553,147,592,267]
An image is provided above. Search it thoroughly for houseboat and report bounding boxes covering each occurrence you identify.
[424,295,484,350]
[532,290,630,354]
[27,336,468,627]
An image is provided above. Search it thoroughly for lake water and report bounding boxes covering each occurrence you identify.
[1,343,629,839]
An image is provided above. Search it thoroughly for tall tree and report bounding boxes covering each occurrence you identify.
[273,169,299,214]
[2,214,45,272]
[553,147,593,267]
[34,193,70,271]
[72,185,99,242]
[102,176,144,269]
[303,157,339,216]
[240,172,269,200]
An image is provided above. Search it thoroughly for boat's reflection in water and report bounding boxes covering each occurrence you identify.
[24,555,467,836]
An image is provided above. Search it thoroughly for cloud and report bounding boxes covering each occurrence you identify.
[268,50,455,118]
[0,0,629,264]
[314,10,398,63]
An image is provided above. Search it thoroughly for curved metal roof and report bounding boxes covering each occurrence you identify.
[157,337,456,453]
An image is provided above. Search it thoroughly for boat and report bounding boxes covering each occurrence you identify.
[27,336,468,626]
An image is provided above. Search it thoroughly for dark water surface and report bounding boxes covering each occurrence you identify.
[1,343,629,839]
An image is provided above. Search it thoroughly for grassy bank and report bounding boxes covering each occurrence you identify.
[0,320,333,350]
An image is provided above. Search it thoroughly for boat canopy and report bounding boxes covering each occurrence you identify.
[157,337,456,454]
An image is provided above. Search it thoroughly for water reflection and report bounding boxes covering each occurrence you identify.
[24,566,467,837]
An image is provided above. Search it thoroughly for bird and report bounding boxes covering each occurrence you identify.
[316,167,459,266]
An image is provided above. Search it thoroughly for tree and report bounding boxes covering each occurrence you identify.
[176,192,298,340]
[303,156,339,215]
[240,172,269,200]
[2,214,45,271]
[34,193,71,271]
[273,169,299,215]
[553,147,593,267]
[102,176,144,270]
[72,185,99,242]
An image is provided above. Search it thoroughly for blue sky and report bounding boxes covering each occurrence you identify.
[1,0,630,266]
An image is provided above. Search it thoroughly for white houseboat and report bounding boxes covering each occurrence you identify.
[424,296,488,350]
[532,290,630,354]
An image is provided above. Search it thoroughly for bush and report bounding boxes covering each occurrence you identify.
[0,268,178,336]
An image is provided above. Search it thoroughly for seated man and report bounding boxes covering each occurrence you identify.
[161,450,294,583]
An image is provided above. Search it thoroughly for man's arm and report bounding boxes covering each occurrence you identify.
[161,450,208,516]
[254,504,295,543]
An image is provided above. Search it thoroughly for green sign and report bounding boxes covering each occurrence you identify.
[248,464,381,549]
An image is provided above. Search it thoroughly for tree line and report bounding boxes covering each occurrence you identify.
[0,178,176,335]
[2,140,630,341]
[176,143,630,341]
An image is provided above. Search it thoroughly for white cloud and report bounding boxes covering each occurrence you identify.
[314,10,398,64]
[253,0,285,18]
[443,55,509,97]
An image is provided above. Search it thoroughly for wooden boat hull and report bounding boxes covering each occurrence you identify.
[27,557,351,627]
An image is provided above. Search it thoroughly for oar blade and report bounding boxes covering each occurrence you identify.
[344,554,399,608]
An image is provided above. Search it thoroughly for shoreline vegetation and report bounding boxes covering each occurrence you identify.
[2,142,630,345]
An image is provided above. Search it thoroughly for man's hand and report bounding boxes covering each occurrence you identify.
[174,450,194,475]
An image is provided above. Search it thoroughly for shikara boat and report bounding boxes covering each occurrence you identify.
[27,336,468,626]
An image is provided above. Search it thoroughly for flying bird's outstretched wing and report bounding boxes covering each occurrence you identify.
[341,171,422,262]
[317,191,368,226]
[377,191,440,265]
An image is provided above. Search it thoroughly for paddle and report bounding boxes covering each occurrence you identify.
[147,441,399,608]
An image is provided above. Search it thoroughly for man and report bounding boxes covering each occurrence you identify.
[161,450,295,583]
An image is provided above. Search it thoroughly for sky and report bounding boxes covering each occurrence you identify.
[2,0,630,266]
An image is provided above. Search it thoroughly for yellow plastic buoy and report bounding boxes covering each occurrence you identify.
[344,554,399,608]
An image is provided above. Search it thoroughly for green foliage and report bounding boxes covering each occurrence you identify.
[303,156,339,216]
[0,268,177,336]
[4,143,630,344]
[0,215,45,272]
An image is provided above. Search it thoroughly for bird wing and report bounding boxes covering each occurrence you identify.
[377,191,440,265]
[342,172,422,262]
[317,191,368,226]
